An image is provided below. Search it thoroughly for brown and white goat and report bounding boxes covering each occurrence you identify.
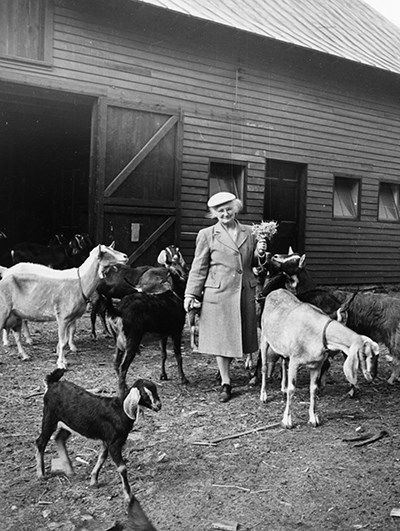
[0,243,128,368]
[282,256,400,385]
[36,369,161,502]
[260,289,379,429]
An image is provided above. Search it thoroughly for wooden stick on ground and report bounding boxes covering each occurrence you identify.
[207,421,281,445]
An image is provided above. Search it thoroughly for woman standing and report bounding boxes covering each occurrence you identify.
[184,192,267,402]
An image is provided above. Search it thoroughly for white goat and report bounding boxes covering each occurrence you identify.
[0,243,128,368]
[260,289,379,429]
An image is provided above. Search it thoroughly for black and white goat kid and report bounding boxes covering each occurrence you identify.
[36,369,161,501]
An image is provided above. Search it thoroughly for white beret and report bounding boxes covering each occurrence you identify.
[207,191,236,208]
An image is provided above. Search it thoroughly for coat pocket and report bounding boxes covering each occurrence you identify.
[204,277,221,289]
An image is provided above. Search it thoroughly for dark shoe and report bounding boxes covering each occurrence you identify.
[219,384,232,402]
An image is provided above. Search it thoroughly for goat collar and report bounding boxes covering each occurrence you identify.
[77,267,90,304]
[322,319,334,351]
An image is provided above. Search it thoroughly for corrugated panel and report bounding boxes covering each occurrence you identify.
[133,0,400,75]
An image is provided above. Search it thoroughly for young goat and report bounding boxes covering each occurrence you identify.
[260,289,379,429]
[36,369,161,502]
[0,243,128,367]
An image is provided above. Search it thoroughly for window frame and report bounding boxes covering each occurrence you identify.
[378,180,400,223]
[208,158,248,212]
[332,174,361,220]
[0,0,54,66]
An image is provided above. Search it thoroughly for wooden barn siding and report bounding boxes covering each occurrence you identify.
[1,0,400,284]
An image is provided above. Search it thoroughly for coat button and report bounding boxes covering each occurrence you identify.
[237,269,243,274]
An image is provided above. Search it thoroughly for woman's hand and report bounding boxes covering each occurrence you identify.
[184,296,195,313]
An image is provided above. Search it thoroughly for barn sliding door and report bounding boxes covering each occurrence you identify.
[93,99,182,265]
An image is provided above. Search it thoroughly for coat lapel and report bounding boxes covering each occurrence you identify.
[236,223,249,249]
[214,221,249,251]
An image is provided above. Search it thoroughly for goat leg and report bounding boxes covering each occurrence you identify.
[109,441,131,502]
[54,427,74,475]
[90,442,108,486]
[308,367,321,427]
[36,416,58,478]
[118,337,141,388]
[22,320,33,345]
[56,320,69,369]
[12,329,30,360]
[282,359,298,429]
[259,338,269,403]
[159,336,168,380]
[171,332,189,385]
[67,321,77,353]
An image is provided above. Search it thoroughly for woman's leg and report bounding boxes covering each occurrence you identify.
[216,356,232,402]
[216,356,231,384]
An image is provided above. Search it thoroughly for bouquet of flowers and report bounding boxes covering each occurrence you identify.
[251,220,279,241]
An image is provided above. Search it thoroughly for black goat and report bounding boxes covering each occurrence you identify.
[90,245,188,338]
[36,369,161,501]
[90,264,154,338]
[106,266,188,388]
[11,233,93,269]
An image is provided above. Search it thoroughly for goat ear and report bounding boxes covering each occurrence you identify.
[336,308,348,324]
[109,241,115,249]
[343,345,359,386]
[299,254,306,268]
[288,246,294,255]
[123,387,141,420]
[157,250,167,265]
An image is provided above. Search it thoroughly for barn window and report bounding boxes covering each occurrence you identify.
[0,0,53,64]
[333,176,360,219]
[209,160,247,209]
[378,182,400,222]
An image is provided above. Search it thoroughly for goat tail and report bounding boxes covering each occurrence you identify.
[45,368,65,388]
[126,494,158,531]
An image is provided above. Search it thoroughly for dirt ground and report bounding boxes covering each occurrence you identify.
[1,310,400,531]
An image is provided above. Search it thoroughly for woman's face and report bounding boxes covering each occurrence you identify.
[214,201,236,225]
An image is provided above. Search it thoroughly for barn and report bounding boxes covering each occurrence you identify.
[1,0,400,285]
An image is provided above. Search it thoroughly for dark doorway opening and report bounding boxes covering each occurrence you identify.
[0,90,92,245]
[263,159,306,254]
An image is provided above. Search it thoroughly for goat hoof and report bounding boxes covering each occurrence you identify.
[181,377,190,385]
[259,391,268,403]
[21,356,31,362]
